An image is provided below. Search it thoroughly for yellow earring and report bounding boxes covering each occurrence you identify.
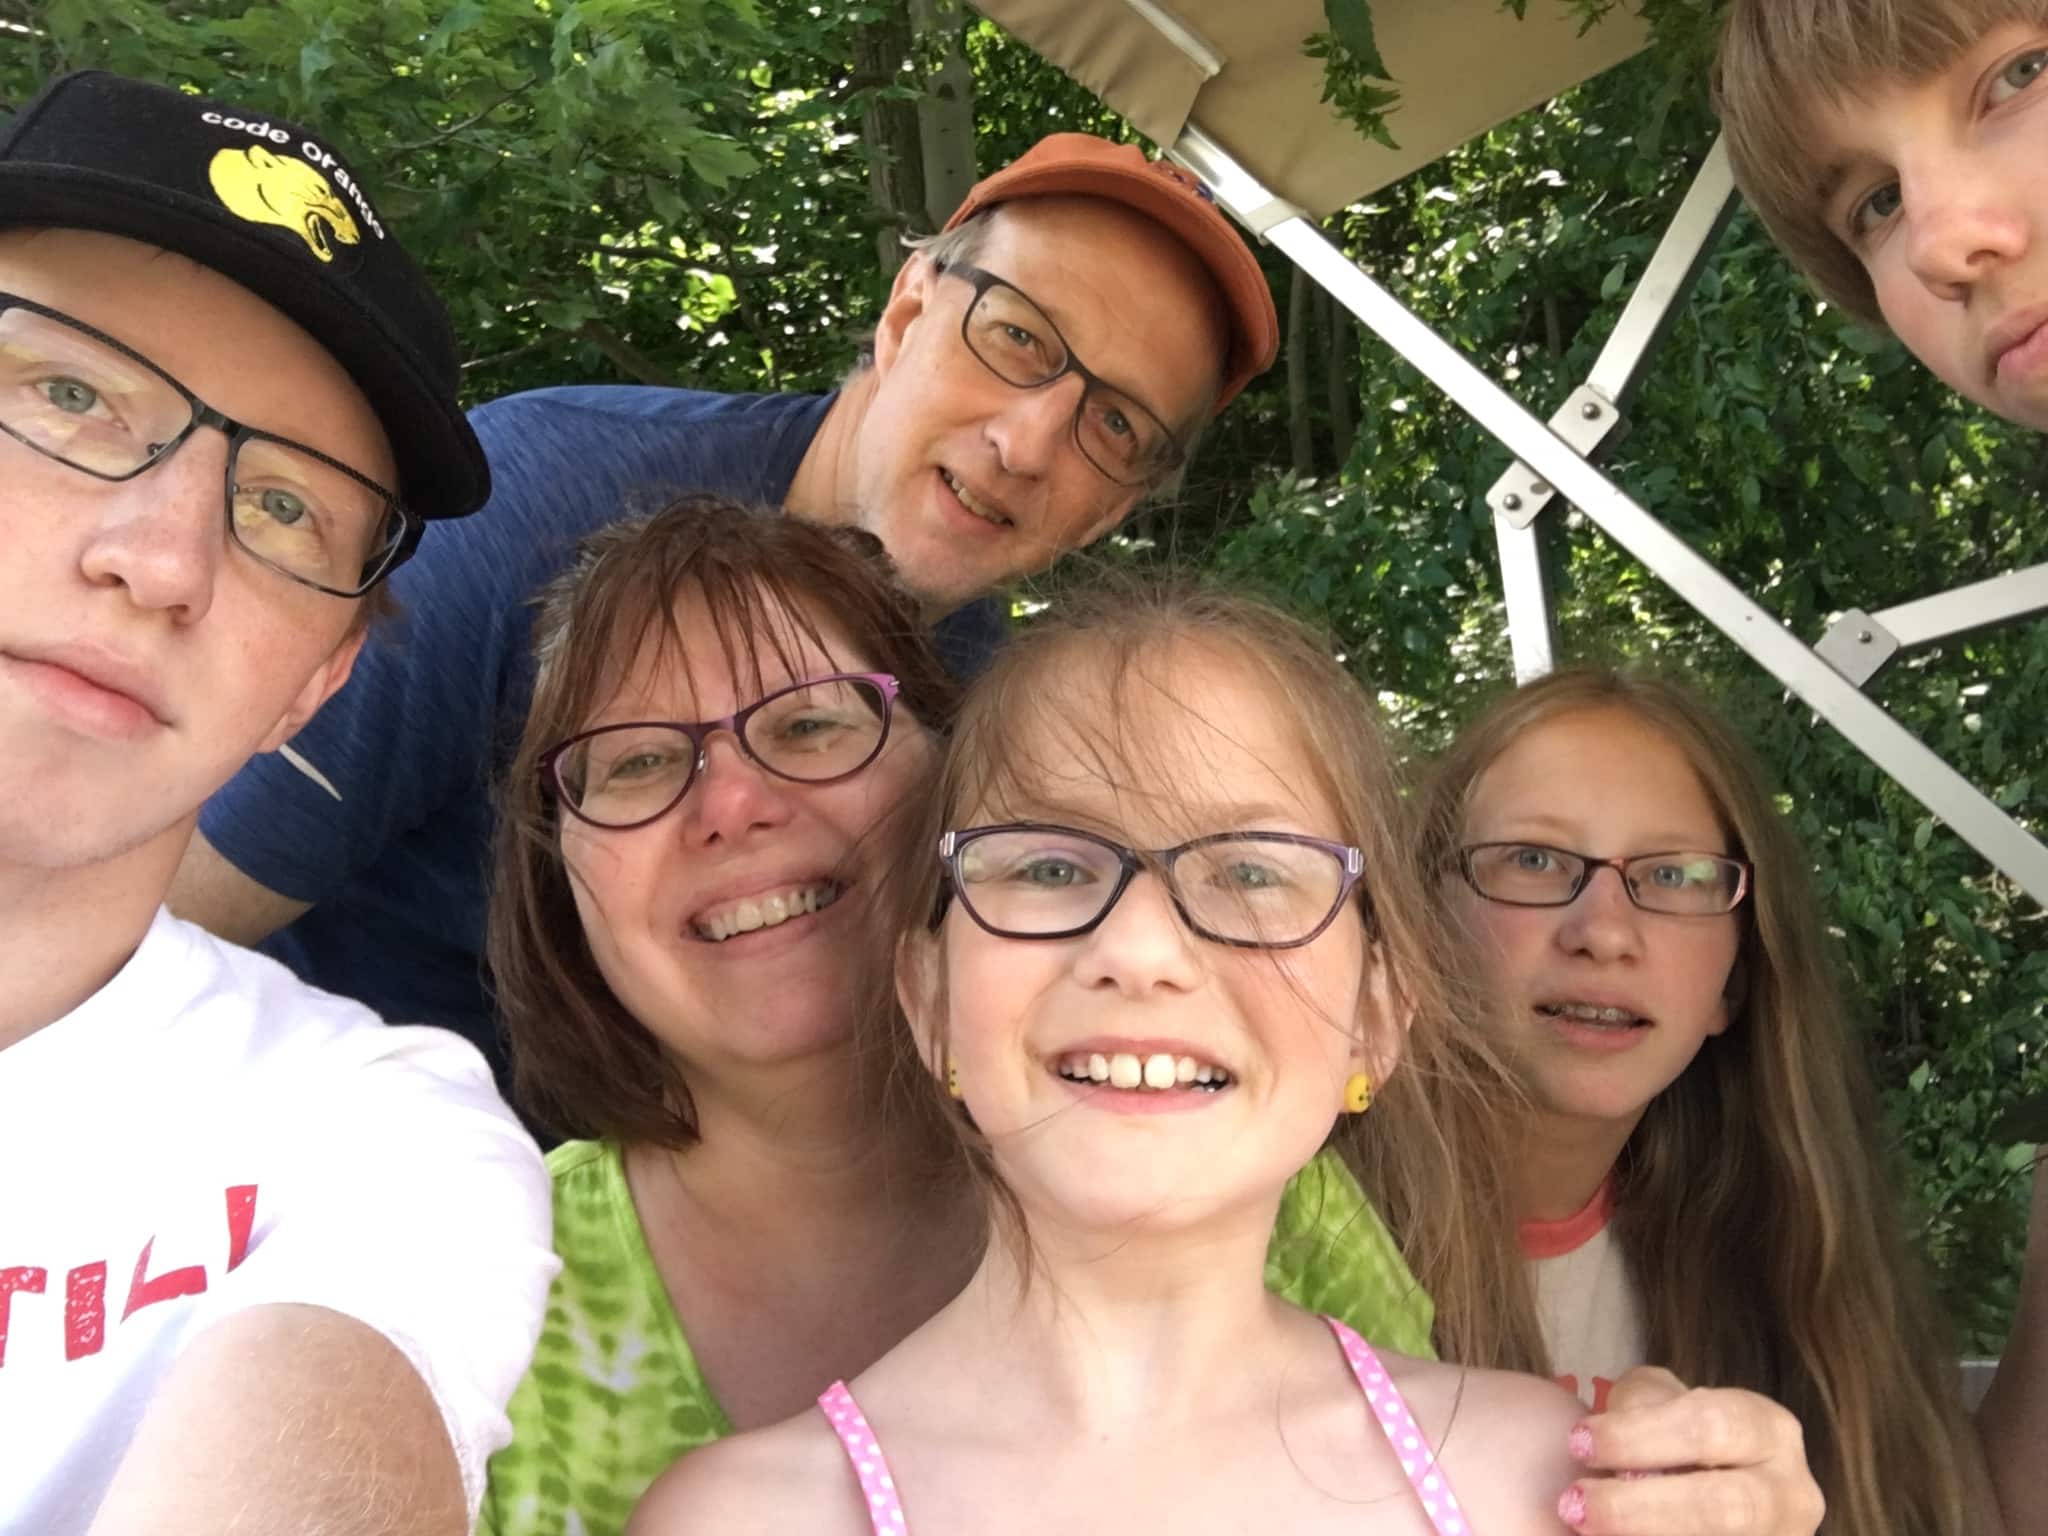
[947,1063,962,1100]
[1343,1071,1373,1114]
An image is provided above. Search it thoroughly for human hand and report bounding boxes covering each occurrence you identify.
[1553,1367,1825,1535]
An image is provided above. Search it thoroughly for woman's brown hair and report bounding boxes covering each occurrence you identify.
[862,573,1549,1372]
[1418,667,1982,1534]
[487,492,962,1146]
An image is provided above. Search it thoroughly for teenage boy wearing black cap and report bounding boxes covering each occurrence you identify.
[173,131,1285,1073]
[0,72,554,1536]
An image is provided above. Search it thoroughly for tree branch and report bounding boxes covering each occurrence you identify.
[388,76,538,155]
[575,319,680,388]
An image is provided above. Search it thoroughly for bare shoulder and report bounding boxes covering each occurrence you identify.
[626,1412,867,1536]
[1381,1352,1580,1535]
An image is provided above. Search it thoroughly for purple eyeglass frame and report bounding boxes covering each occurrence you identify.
[541,671,899,831]
[935,821,1368,950]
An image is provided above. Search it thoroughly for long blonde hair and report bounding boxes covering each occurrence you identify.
[1419,667,1979,1535]
[862,575,1548,1372]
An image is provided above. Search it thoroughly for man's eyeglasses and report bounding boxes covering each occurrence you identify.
[1458,842,1751,917]
[0,293,418,598]
[937,823,1366,950]
[543,673,900,830]
[939,262,1186,487]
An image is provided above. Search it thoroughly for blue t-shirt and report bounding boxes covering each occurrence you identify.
[198,385,1004,1063]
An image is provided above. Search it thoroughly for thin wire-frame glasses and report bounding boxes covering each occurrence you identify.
[0,293,420,597]
[941,262,1186,487]
[1458,841,1751,916]
[544,672,900,830]
[938,822,1366,950]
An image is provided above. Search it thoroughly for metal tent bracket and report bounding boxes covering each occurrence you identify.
[1818,564,2048,687]
[1484,139,1738,681]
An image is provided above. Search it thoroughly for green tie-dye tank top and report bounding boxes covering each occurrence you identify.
[477,1140,1434,1536]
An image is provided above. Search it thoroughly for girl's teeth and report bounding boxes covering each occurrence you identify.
[1056,1052,1232,1092]
[1547,1003,1638,1024]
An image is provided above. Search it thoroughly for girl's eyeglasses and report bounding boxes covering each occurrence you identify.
[937,822,1366,950]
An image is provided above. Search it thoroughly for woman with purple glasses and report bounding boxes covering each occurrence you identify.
[471,495,1432,1536]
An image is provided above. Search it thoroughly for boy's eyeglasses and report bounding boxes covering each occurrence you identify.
[0,293,418,598]
[939,262,1186,487]
[1458,841,1751,916]
[543,673,899,830]
[937,823,1366,949]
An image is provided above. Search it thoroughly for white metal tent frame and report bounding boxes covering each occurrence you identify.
[971,0,2048,908]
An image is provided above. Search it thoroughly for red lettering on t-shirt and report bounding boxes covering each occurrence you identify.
[65,1262,107,1360]
[0,1267,49,1368]
[122,1237,208,1322]
[225,1185,257,1273]
[8,1184,258,1365]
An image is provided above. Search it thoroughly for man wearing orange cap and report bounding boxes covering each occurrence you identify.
[174,133,1281,1064]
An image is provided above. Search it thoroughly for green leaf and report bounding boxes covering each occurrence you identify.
[424,0,488,55]
[1599,259,1625,300]
[643,175,686,228]
[683,136,758,190]
[298,36,335,92]
[1323,0,1392,79]
[1908,1061,1932,1094]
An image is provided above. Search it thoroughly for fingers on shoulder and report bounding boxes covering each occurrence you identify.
[1575,1465,1826,1536]
[1584,1383,1807,1472]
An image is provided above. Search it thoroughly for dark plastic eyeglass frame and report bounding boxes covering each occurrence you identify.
[0,293,421,598]
[936,822,1367,950]
[939,262,1187,487]
[1457,841,1753,915]
[542,671,901,831]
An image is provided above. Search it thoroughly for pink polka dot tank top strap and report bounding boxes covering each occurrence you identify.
[1323,1315,1473,1536]
[819,1380,910,1534]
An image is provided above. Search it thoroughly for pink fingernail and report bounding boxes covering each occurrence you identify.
[1567,1424,1594,1462]
[1558,1485,1587,1529]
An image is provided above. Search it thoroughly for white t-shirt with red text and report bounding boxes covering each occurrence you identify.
[1521,1179,1647,1411]
[0,909,557,1535]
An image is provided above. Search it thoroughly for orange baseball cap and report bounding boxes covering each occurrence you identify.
[944,133,1280,413]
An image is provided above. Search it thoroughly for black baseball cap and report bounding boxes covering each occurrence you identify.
[0,70,489,519]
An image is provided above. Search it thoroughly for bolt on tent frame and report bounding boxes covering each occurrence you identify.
[967,0,2048,908]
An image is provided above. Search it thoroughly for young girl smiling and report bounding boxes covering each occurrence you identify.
[630,584,1582,1535]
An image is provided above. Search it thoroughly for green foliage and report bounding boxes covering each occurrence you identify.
[1,0,970,398]
[8,0,2040,1349]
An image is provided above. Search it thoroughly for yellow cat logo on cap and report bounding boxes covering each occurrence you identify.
[208,146,360,263]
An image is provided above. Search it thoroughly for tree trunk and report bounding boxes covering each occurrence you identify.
[1286,266,1314,476]
[912,0,977,227]
[854,1,929,283]
[1317,282,1354,471]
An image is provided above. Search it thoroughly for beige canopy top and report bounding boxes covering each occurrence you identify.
[969,0,1648,217]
